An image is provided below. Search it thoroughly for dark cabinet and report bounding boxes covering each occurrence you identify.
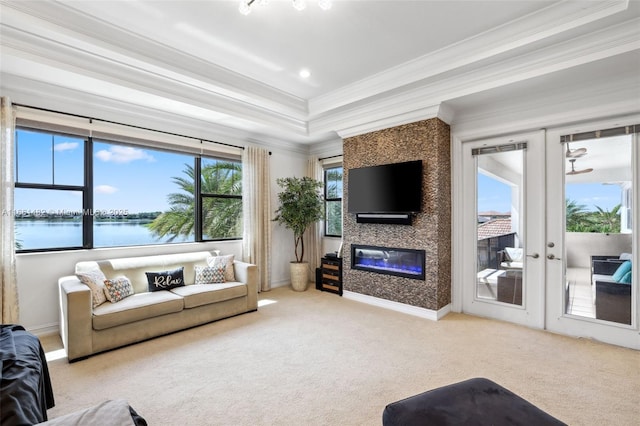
[319,257,342,296]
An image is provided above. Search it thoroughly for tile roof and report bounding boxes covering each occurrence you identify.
[477,218,513,240]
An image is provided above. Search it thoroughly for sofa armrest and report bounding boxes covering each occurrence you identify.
[592,259,625,275]
[595,280,632,296]
[233,261,258,310]
[58,276,93,361]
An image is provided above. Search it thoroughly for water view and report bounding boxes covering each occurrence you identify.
[16,221,192,250]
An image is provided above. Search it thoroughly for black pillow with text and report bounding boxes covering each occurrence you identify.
[145,267,185,292]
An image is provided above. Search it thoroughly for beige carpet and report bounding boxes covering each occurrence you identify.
[41,287,640,425]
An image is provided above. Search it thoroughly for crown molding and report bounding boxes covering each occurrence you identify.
[315,17,639,137]
[308,0,630,116]
[0,73,318,155]
[0,37,309,137]
[336,105,441,139]
[309,138,343,158]
[450,76,640,141]
[0,1,308,117]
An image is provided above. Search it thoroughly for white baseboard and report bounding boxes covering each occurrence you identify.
[343,291,451,321]
[269,279,291,289]
[27,323,59,337]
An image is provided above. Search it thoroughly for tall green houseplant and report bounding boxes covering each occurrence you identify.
[274,176,324,263]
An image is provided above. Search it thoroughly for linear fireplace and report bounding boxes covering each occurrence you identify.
[351,244,425,280]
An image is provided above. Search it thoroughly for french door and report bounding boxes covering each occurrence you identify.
[545,118,639,350]
[458,120,640,349]
[460,131,546,329]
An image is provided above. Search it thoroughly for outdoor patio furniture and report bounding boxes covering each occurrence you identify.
[591,254,632,324]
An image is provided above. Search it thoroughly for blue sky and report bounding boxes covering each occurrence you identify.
[477,174,621,213]
[565,183,621,212]
[15,130,191,214]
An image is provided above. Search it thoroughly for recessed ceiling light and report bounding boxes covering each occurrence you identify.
[299,69,311,79]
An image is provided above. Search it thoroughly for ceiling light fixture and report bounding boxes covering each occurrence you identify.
[299,69,311,79]
[566,158,593,175]
[239,0,332,15]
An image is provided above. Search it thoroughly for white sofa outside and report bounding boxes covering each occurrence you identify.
[58,251,257,361]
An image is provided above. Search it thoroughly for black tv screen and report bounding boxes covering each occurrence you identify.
[348,160,422,214]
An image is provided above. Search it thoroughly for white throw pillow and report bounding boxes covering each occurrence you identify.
[76,269,108,308]
[207,254,235,282]
[505,247,523,262]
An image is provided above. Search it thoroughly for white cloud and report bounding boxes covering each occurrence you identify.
[54,141,79,152]
[95,185,118,194]
[95,146,154,164]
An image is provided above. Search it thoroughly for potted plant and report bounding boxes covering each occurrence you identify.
[273,176,324,291]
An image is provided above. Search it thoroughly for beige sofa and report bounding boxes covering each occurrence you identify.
[58,251,258,361]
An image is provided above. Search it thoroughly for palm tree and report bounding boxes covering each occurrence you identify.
[201,161,242,238]
[149,161,242,241]
[566,198,588,231]
[593,204,621,233]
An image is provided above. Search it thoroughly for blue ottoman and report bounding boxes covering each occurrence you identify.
[382,377,566,426]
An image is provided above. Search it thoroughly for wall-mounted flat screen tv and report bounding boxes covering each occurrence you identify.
[348,160,422,214]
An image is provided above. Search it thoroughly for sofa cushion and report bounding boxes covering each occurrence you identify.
[194,265,226,284]
[76,269,108,308]
[145,267,185,292]
[103,276,134,303]
[500,247,523,270]
[593,274,617,284]
[612,261,631,282]
[619,270,632,284]
[92,291,184,330]
[207,254,236,282]
[170,283,247,309]
[84,251,214,294]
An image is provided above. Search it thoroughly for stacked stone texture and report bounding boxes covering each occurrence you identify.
[343,118,451,310]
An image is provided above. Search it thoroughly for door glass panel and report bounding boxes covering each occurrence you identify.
[564,135,633,325]
[476,148,524,306]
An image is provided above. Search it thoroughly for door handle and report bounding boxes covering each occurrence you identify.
[547,254,562,260]
[526,253,539,259]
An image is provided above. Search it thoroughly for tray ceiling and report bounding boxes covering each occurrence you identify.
[1,0,639,150]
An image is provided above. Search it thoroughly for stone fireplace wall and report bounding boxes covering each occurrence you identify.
[342,118,451,310]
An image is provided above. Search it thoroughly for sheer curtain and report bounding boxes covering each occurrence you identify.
[1,97,19,323]
[306,156,323,282]
[242,146,272,292]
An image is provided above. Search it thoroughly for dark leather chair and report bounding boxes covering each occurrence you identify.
[382,377,566,426]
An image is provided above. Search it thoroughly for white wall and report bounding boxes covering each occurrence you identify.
[322,237,342,257]
[269,149,308,287]
[565,232,633,268]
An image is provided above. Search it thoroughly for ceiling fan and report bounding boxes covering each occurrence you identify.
[566,158,593,175]
[565,143,587,158]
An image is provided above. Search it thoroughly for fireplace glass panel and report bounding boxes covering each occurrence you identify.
[351,244,425,280]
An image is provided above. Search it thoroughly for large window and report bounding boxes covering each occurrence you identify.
[14,129,86,251]
[14,127,242,251]
[200,157,243,240]
[324,166,343,237]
